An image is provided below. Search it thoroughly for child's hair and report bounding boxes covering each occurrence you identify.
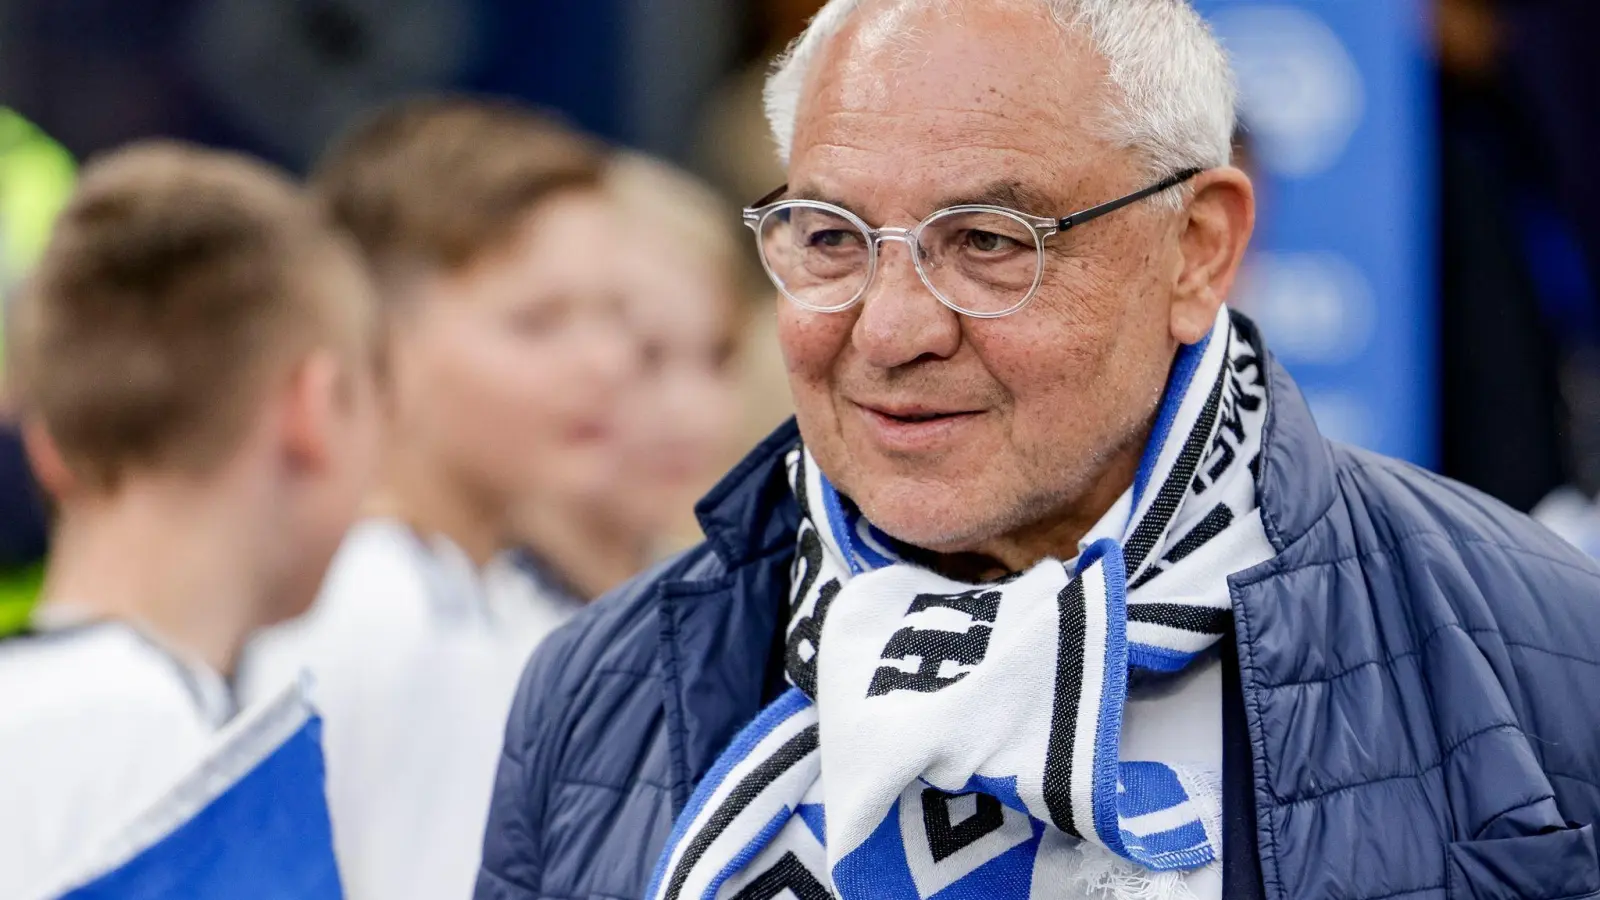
[603,151,742,281]
[5,140,372,492]
[312,95,606,284]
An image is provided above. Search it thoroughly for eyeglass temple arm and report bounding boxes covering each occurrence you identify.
[745,170,1202,228]
[1056,168,1204,232]
[750,184,789,209]
[742,184,791,229]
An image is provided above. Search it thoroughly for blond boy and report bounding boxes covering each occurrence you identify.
[240,98,633,900]
[0,142,378,898]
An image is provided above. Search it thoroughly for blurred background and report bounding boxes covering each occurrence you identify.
[5,0,1600,577]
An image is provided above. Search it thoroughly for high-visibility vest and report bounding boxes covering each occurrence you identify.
[0,107,76,361]
[0,110,72,633]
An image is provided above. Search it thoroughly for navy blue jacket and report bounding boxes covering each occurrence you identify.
[478,325,1600,900]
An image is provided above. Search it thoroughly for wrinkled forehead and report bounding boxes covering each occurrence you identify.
[788,0,1120,219]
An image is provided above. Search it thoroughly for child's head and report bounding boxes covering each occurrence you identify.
[314,97,634,558]
[6,141,379,623]
[600,154,743,545]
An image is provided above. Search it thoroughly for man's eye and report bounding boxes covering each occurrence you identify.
[966,230,1020,253]
[807,229,858,249]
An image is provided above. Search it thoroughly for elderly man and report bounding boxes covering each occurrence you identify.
[477,1,1600,898]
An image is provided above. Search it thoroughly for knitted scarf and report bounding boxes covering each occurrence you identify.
[648,307,1271,900]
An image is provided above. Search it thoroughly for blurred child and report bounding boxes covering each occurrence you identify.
[512,153,744,599]
[239,97,632,900]
[0,142,378,898]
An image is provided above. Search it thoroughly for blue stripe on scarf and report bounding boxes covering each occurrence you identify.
[957,774,1028,817]
[1117,764,1215,869]
[835,812,1046,900]
[1131,331,1213,513]
[646,687,813,899]
[1085,539,1131,853]
[852,517,898,570]
[1124,820,1210,859]
[821,478,900,572]
[798,804,827,844]
[1128,643,1202,674]
[1116,762,1188,818]
[831,800,920,899]
[821,479,865,576]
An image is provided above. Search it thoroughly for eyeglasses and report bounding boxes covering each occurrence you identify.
[742,168,1202,319]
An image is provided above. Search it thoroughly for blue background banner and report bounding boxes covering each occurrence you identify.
[1193,0,1437,466]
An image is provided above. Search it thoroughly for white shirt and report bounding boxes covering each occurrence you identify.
[0,622,232,900]
[239,518,578,900]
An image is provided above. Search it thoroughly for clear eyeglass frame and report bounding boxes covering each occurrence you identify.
[741,167,1203,319]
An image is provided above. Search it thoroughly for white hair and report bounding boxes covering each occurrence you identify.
[764,0,1237,183]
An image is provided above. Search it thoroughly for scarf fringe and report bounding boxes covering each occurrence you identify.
[1066,844,1202,900]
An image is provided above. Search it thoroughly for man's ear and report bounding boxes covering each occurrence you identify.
[278,351,343,475]
[21,418,76,500]
[1170,166,1256,344]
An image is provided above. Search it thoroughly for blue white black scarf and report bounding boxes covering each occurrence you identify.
[648,307,1271,900]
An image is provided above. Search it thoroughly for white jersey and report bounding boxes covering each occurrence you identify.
[0,622,233,900]
[238,518,579,900]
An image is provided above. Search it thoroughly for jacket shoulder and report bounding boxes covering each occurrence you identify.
[477,544,724,900]
[504,542,726,760]
[1323,444,1600,804]
[1326,442,1600,591]
[1238,392,1600,898]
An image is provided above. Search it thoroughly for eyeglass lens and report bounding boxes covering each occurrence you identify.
[757,203,1043,316]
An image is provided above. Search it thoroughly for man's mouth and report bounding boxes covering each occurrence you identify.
[880,410,969,423]
[858,403,983,428]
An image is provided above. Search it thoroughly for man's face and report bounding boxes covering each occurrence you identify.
[780,1,1189,556]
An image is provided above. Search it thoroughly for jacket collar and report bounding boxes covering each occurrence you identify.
[661,420,803,811]
[694,418,803,570]
[1231,313,1339,553]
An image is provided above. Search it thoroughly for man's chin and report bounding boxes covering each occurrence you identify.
[816,439,1018,550]
[850,490,1007,557]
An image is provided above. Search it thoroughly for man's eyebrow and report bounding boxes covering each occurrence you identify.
[781,182,1063,219]
[785,185,849,207]
[932,182,1060,215]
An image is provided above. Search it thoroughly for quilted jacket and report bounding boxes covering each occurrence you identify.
[478,319,1600,900]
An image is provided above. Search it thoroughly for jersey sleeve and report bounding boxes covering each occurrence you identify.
[0,691,210,898]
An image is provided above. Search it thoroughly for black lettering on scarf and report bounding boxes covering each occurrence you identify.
[1192,348,1266,496]
[786,523,839,700]
[867,590,999,697]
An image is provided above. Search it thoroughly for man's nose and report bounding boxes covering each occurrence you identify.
[851,237,962,369]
